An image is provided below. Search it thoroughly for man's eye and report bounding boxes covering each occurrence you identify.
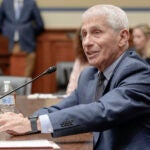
[81,33,86,39]
[94,30,101,34]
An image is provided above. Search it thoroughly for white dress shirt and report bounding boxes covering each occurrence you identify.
[13,0,24,41]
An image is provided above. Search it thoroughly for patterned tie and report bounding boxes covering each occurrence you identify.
[95,72,105,100]
[93,72,105,146]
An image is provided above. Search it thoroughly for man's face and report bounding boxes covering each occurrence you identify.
[81,15,122,71]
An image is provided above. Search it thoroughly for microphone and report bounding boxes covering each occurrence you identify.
[0,66,57,99]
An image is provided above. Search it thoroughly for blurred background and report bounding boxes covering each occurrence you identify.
[37,0,150,28]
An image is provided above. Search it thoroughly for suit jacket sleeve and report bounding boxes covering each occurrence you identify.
[31,0,44,35]
[0,1,5,32]
[34,89,79,115]
[35,52,150,137]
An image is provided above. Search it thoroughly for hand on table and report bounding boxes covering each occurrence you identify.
[0,112,31,135]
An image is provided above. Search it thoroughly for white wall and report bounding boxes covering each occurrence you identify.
[1,0,149,28]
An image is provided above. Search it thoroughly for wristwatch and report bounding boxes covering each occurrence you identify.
[28,115,40,134]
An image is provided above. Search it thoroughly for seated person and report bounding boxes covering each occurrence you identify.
[66,28,89,95]
[132,24,150,64]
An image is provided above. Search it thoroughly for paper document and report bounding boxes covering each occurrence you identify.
[0,140,60,149]
[27,93,68,99]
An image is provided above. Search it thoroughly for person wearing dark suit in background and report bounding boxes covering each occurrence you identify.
[0,0,44,77]
[0,4,150,150]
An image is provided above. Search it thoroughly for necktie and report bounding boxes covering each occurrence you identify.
[95,72,105,100]
[93,72,106,146]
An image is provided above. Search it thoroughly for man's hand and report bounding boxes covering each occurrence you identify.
[0,112,31,135]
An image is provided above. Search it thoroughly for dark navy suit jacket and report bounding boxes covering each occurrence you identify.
[0,0,44,53]
[35,50,150,150]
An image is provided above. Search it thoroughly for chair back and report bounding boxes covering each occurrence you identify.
[56,62,74,93]
[0,76,32,95]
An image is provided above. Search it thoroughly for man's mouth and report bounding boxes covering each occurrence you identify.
[86,51,99,59]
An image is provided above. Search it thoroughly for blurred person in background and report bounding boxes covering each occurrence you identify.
[128,28,134,49]
[0,0,44,77]
[66,28,89,95]
[132,24,150,64]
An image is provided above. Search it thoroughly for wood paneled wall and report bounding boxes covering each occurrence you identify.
[0,29,76,93]
[29,29,76,93]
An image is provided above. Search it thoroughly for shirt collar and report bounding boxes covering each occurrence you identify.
[102,52,125,81]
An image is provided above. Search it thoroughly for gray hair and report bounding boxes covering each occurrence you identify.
[82,5,129,31]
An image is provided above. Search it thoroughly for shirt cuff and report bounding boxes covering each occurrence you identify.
[39,114,53,133]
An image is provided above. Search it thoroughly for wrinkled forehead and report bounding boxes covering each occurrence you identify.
[81,14,108,32]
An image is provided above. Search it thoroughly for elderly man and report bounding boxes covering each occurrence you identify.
[0,5,150,150]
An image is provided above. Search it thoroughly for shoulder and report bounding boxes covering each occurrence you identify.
[79,66,98,81]
[29,0,35,2]
[31,0,37,5]
[112,49,150,86]
[26,0,36,5]
[1,0,7,4]
[73,58,80,67]
[118,49,149,73]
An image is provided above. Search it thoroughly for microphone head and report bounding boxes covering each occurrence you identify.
[43,66,57,75]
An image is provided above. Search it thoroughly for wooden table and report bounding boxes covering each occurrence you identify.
[0,96,93,150]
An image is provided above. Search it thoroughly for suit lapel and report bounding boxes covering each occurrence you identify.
[88,70,99,102]
[19,0,27,20]
[103,50,129,95]
[18,0,32,21]
[8,0,15,20]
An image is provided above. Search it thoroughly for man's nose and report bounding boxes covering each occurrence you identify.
[82,35,93,47]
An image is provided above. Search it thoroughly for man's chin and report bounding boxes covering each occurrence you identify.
[88,61,99,67]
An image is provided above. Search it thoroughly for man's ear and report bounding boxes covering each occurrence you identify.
[118,29,129,47]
